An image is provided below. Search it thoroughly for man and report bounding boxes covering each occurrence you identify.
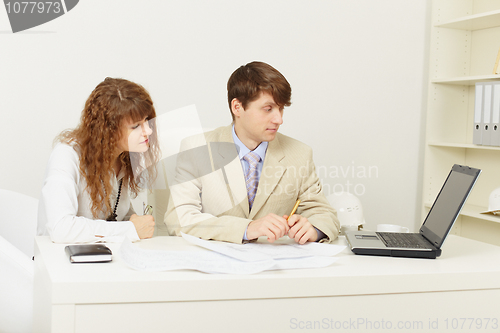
[164,61,340,244]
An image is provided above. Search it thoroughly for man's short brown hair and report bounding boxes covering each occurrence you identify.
[227,61,292,121]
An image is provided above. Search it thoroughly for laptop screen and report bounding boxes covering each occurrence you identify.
[420,165,481,248]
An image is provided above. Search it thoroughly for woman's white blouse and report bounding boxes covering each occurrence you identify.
[37,143,140,243]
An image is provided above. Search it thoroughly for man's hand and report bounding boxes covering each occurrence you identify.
[130,214,155,239]
[285,214,318,244]
[246,213,289,242]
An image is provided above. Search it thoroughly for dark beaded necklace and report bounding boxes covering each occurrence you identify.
[106,179,123,221]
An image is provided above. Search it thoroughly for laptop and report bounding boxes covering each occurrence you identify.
[345,164,481,259]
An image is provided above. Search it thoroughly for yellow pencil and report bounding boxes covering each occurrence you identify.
[287,199,300,221]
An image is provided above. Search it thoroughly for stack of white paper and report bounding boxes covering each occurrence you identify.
[120,234,346,275]
[120,239,274,274]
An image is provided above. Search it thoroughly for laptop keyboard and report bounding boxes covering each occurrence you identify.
[377,232,433,249]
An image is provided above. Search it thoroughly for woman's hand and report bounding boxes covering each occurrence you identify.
[129,214,155,239]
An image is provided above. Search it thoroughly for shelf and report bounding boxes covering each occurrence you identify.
[424,202,500,224]
[424,1,500,244]
[435,9,500,31]
[428,142,500,151]
[431,75,500,85]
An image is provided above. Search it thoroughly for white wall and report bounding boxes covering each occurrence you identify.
[0,0,430,231]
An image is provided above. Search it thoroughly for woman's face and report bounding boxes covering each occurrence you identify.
[117,116,153,153]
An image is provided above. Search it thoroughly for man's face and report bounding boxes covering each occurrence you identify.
[233,91,284,150]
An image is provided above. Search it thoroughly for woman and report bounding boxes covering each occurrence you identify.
[37,77,161,243]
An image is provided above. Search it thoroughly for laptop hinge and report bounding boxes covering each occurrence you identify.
[421,232,438,249]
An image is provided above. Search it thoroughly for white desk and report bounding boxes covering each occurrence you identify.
[34,235,500,333]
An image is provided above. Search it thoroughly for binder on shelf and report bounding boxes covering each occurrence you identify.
[494,47,500,75]
[482,84,493,146]
[492,83,500,146]
[473,83,483,145]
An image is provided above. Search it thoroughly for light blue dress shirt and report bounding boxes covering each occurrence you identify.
[232,125,268,178]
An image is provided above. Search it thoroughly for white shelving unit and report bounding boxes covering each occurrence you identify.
[423,0,500,246]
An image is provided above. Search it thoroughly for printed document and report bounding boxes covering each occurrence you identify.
[120,235,345,274]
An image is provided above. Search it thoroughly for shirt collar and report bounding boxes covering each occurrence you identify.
[232,124,268,161]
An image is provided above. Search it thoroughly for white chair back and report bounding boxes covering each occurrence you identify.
[0,235,33,333]
[0,189,38,257]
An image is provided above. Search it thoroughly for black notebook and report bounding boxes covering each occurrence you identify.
[65,244,112,263]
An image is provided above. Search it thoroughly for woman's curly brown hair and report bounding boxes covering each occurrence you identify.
[58,77,160,218]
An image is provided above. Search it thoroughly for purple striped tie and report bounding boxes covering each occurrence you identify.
[243,152,260,209]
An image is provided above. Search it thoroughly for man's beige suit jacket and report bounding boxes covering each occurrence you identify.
[164,125,340,243]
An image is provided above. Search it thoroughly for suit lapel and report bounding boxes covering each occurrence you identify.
[249,135,286,219]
